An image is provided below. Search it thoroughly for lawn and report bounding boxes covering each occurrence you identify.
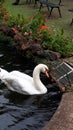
[3,0,73,37]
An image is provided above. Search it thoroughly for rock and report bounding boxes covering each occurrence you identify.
[29,43,44,57]
[44,50,61,60]
[13,33,30,50]
[0,23,15,37]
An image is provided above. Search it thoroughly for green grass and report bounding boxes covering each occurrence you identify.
[3,0,73,37]
[3,0,38,18]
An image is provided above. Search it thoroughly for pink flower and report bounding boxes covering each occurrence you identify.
[29,30,32,35]
[23,32,29,36]
[12,28,19,33]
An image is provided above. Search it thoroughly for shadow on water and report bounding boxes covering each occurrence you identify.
[0,43,62,130]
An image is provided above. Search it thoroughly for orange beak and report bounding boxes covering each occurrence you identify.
[45,70,49,78]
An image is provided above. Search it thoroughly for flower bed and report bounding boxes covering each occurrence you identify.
[0,2,73,58]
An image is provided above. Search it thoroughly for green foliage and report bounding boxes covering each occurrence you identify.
[38,29,53,48]
[0,4,73,58]
[0,0,6,21]
[0,0,5,6]
[40,29,73,57]
[6,14,28,28]
[21,12,46,39]
[30,12,45,33]
[0,5,7,21]
[36,28,73,57]
[51,34,73,57]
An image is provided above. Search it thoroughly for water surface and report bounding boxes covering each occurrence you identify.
[0,43,62,130]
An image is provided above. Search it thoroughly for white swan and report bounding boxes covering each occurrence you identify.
[0,64,49,95]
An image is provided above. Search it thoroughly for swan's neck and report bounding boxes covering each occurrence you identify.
[33,67,47,94]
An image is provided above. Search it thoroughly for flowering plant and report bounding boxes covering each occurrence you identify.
[0,6,8,20]
[36,24,52,48]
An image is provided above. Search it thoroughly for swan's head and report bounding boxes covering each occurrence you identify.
[40,64,49,77]
[34,64,49,77]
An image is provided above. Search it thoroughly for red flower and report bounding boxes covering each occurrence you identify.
[37,25,51,34]
[40,25,49,30]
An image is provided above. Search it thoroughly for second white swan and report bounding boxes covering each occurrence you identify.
[0,64,49,95]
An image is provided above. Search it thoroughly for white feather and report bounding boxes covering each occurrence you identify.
[0,64,49,95]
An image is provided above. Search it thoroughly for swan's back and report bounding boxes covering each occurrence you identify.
[10,70,33,81]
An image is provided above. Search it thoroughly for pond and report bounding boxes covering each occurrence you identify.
[0,43,62,130]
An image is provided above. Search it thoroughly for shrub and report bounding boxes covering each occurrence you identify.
[6,14,28,28]
[0,5,73,58]
[0,6,8,21]
[41,29,73,57]
[22,12,46,39]
[52,35,73,57]
[37,28,73,57]
[37,25,52,47]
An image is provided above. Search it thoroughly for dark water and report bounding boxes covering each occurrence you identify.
[0,43,62,130]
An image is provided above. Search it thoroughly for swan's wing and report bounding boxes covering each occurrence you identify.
[1,75,19,91]
[10,71,32,81]
[2,74,35,95]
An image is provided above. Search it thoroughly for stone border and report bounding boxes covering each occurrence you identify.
[43,92,73,130]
